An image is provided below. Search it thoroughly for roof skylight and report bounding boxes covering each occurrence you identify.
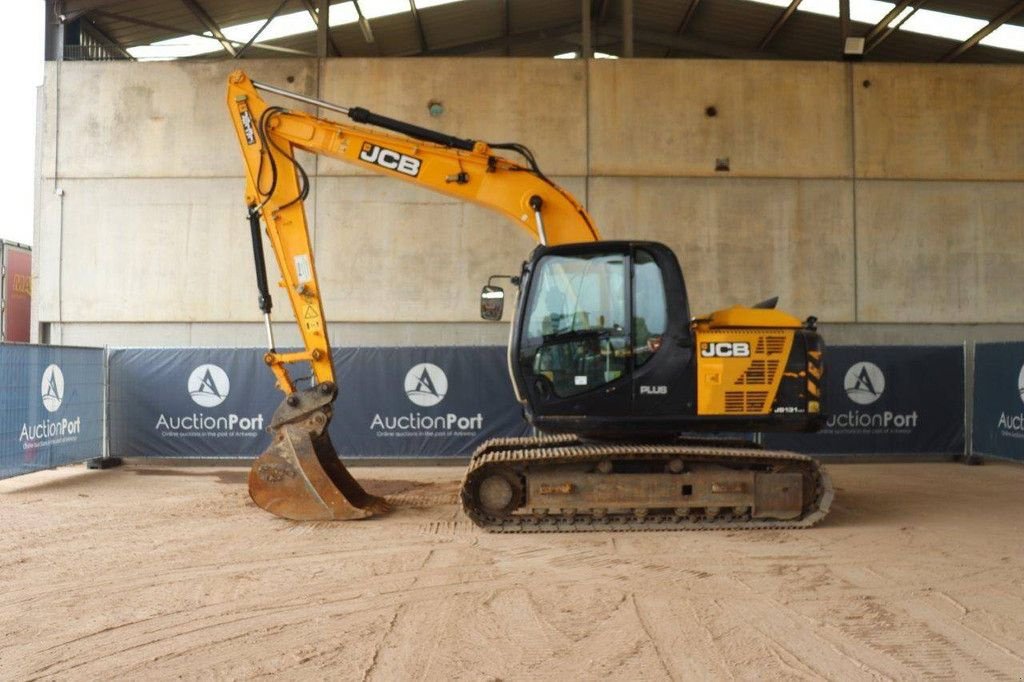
[744,0,1024,52]
[124,0,1024,61]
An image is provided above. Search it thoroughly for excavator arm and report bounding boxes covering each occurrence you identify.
[227,70,598,395]
[225,70,598,520]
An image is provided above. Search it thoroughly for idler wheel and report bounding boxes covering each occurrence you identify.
[474,470,523,516]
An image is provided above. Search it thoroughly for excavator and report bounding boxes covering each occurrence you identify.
[227,70,833,531]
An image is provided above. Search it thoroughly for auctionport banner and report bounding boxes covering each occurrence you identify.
[332,346,530,457]
[763,345,965,455]
[972,342,1024,461]
[0,344,104,479]
[108,348,279,458]
[108,346,529,458]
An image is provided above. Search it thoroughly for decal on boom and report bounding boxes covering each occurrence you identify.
[238,106,256,145]
[359,143,422,177]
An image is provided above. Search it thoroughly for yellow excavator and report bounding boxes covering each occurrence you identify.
[227,70,833,531]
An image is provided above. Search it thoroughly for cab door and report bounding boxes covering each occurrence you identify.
[629,245,697,421]
[515,244,633,418]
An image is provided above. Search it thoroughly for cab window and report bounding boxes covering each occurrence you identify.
[521,253,628,398]
[633,249,667,367]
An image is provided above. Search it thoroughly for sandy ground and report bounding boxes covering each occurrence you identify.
[1,461,1023,681]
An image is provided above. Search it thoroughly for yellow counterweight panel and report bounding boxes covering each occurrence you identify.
[701,305,802,330]
[696,329,796,416]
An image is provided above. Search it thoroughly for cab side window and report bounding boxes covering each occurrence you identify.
[633,249,667,367]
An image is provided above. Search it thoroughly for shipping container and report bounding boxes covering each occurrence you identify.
[1,240,31,343]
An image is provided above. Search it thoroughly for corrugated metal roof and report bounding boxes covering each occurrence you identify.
[421,0,503,50]
[59,0,1024,62]
[685,0,782,54]
[870,27,960,61]
[194,0,287,28]
[772,12,844,60]
[509,0,580,33]
[634,0,689,32]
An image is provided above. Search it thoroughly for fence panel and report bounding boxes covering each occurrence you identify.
[763,345,965,456]
[972,342,1024,461]
[108,348,279,458]
[333,346,530,457]
[103,344,986,460]
[0,344,105,479]
[108,346,530,458]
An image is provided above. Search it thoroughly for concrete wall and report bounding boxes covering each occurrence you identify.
[34,58,1024,347]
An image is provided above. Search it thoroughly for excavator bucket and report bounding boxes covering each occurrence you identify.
[248,383,388,521]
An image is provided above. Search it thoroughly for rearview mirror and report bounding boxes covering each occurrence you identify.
[480,285,505,321]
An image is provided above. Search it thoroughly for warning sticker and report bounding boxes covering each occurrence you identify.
[294,254,312,285]
[302,302,321,332]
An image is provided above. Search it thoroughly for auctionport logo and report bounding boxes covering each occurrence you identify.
[20,364,81,448]
[41,364,65,412]
[844,361,885,405]
[1019,363,1024,405]
[370,361,482,437]
[155,363,263,437]
[827,360,918,433]
[996,363,1024,438]
[404,363,447,407]
[188,364,230,407]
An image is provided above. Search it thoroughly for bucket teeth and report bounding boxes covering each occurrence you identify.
[248,390,387,521]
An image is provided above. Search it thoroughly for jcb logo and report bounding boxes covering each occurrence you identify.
[359,143,422,177]
[700,342,751,358]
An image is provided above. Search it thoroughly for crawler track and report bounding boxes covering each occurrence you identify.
[461,435,833,532]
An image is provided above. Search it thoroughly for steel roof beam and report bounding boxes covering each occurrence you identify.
[299,0,342,56]
[316,0,329,56]
[942,0,1024,61]
[676,0,701,35]
[759,0,803,50]
[840,0,850,48]
[864,0,926,54]
[90,9,311,56]
[352,0,376,44]
[582,0,592,58]
[622,0,633,56]
[408,0,429,53]
[426,21,579,56]
[90,9,224,42]
[82,17,134,59]
[178,0,235,55]
[234,0,290,58]
[666,0,701,56]
[864,0,913,42]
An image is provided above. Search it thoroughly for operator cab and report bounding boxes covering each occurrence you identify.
[483,241,698,437]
